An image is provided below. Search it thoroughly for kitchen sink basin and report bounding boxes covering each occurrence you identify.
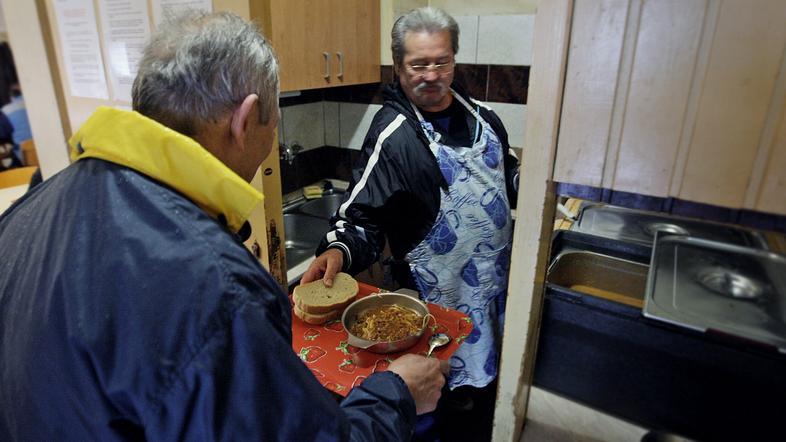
[299,194,345,218]
[283,213,328,271]
[282,188,346,279]
[547,251,648,308]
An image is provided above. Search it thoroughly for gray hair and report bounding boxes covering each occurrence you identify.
[391,7,459,68]
[132,11,279,136]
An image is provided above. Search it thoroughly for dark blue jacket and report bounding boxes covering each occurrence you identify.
[0,158,415,441]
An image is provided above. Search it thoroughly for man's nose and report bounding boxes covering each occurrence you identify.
[422,69,440,82]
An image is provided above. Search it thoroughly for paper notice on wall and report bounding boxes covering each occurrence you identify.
[98,0,151,103]
[152,0,212,26]
[52,0,110,99]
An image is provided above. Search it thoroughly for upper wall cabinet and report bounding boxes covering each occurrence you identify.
[251,0,381,92]
[553,0,786,216]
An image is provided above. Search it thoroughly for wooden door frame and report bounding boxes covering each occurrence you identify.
[491,1,574,441]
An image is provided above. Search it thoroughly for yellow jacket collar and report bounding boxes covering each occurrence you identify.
[69,107,263,233]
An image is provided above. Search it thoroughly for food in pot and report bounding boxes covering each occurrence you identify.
[350,304,423,342]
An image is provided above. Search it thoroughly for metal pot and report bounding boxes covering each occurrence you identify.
[342,292,429,354]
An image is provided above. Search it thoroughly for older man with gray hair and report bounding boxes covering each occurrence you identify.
[304,6,520,441]
[0,11,445,441]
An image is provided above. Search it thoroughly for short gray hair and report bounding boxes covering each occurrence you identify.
[132,11,279,136]
[391,7,459,68]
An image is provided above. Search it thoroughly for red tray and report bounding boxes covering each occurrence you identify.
[291,282,472,396]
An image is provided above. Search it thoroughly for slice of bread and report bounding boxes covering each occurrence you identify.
[293,272,359,314]
[293,304,340,325]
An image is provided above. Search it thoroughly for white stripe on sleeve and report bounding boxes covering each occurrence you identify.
[338,114,406,219]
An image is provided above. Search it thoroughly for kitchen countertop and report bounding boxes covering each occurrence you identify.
[287,257,314,286]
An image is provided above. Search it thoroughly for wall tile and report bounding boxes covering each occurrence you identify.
[381,65,395,84]
[324,101,340,147]
[280,148,325,193]
[454,15,479,64]
[281,101,325,152]
[454,64,488,101]
[320,146,354,182]
[487,102,526,148]
[279,146,357,194]
[324,82,388,105]
[279,89,323,108]
[323,85,353,102]
[351,83,387,104]
[339,103,383,150]
[477,15,534,66]
[487,65,529,104]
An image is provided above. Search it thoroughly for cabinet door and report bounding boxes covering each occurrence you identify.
[253,0,379,91]
[553,0,786,215]
[750,107,786,216]
[259,0,333,91]
[330,0,380,86]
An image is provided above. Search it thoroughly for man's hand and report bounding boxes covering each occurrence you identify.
[300,248,344,287]
[388,354,448,415]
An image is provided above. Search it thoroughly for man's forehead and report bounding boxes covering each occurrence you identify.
[403,30,452,54]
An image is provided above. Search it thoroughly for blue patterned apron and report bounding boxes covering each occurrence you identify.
[406,90,512,389]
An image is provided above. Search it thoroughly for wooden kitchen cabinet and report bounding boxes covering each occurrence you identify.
[251,0,380,92]
[552,0,786,216]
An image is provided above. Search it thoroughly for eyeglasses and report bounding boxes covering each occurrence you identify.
[406,60,454,75]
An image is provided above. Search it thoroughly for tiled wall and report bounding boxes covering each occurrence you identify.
[277,14,534,193]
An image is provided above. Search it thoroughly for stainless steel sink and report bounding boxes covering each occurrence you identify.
[299,194,344,218]
[572,204,768,249]
[283,189,345,274]
[283,213,328,271]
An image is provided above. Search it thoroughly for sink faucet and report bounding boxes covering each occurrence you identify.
[280,142,302,165]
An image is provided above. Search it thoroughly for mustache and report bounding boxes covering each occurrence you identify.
[414,81,446,94]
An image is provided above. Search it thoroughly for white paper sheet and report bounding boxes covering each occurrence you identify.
[152,0,212,26]
[52,0,109,99]
[98,0,151,103]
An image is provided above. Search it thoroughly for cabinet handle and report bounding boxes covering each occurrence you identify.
[323,52,330,80]
[336,52,344,79]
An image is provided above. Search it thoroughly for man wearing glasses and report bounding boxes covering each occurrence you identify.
[303,6,519,441]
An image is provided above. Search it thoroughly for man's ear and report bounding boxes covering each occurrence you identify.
[230,94,259,150]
